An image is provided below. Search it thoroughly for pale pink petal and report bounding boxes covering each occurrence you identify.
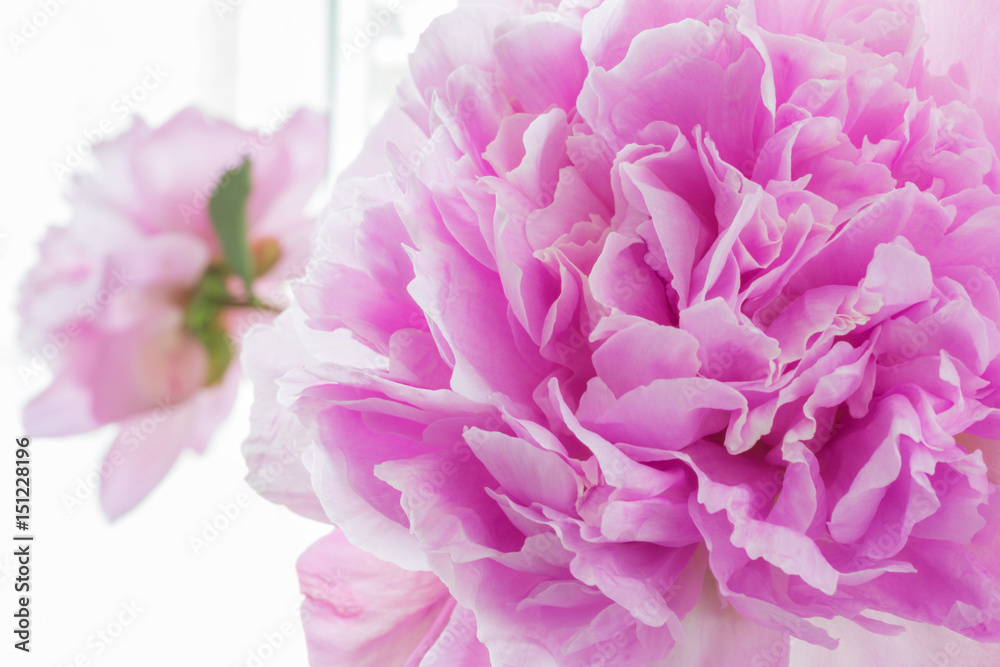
[298,530,452,667]
[241,312,327,522]
[99,367,239,520]
[790,613,1000,667]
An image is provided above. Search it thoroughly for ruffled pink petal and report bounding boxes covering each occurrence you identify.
[415,605,491,667]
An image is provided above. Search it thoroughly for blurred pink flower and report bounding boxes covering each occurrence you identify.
[21,107,327,519]
[245,0,1000,664]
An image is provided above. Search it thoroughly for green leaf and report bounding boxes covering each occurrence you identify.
[198,325,233,386]
[183,266,228,332]
[208,157,254,297]
[183,265,234,385]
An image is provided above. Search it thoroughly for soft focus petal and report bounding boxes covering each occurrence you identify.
[99,367,239,520]
[22,106,326,517]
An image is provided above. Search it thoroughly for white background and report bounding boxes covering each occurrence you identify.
[0,1,454,665]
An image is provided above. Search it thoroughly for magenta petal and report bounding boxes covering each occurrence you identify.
[493,17,588,114]
[592,320,701,396]
[465,428,580,514]
[577,377,746,452]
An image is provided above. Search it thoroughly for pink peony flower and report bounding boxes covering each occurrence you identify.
[21,107,327,519]
[245,0,1000,663]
